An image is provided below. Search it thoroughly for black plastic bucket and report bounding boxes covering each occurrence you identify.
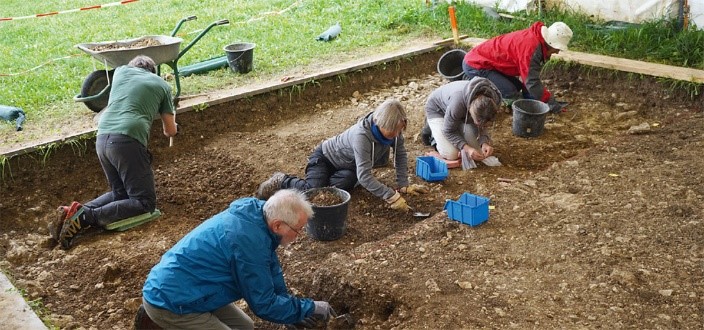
[511,99,550,137]
[304,187,351,241]
[224,42,255,74]
[437,49,467,81]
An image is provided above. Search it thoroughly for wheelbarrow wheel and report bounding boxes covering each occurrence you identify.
[81,69,115,113]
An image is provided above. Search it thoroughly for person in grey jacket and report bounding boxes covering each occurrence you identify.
[422,77,502,162]
[256,99,427,211]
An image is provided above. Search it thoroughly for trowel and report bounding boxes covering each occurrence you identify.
[327,313,354,328]
[408,206,431,218]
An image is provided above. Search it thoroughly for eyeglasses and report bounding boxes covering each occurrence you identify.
[282,221,305,236]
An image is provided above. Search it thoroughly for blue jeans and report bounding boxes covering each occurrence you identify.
[281,146,357,192]
[462,61,528,100]
[85,134,156,227]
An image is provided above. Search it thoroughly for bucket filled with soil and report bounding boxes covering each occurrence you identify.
[304,187,351,241]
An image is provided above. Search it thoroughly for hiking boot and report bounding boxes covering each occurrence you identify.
[48,205,70,242]
[256,172,286,200]
[420,121,432,146]
[134,304,163,330]
[58,201,85,249]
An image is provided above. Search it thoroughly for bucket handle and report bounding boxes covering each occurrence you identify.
[228,52,246,65]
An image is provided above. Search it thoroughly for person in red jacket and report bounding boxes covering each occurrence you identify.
[462,21,573,113]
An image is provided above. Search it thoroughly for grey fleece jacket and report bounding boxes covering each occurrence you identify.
[321,112,409,200]
[424,77,501,151]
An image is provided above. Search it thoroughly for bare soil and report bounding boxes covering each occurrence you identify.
[310,190,345,207]
[90,38,163,52]
[1,50,703,329]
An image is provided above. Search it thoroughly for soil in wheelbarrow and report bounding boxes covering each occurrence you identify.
[1,49,704,330]
[90,38,162,52]
[310,190,344,207]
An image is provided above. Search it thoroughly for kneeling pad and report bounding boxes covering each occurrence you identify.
[105,209,162,231]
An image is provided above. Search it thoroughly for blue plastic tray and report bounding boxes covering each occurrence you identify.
[443,193,489,226]
[416,156,448,182]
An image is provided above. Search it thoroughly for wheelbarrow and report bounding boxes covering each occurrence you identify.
[73,16,229,112]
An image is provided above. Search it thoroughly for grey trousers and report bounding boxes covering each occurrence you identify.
[85,134,156,227]
[142,298,254,330]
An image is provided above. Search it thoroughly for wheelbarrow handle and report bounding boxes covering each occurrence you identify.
[178,19,229,58]
[216,19,229,26]
[171,15,198,37]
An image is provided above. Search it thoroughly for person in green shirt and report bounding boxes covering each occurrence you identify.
[49,55,178,249]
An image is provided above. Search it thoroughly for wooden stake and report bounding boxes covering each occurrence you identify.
[169,111,176,147]
[448,6,459,45]
[683,0,690,30]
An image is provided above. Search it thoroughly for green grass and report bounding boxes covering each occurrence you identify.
[0,0,439,130]
[0,1,702,139]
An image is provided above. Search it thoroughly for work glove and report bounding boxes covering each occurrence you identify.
[399,184,429,196]
[295,301,337,328]
[548,99,568,114]
[385,191,410,212]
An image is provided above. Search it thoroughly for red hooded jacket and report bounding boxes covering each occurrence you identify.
[464,22,553,102]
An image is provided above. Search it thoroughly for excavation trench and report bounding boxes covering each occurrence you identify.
[1,49,703,329]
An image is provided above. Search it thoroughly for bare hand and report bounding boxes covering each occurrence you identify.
[463,146,485,161]
[481,144,493,158]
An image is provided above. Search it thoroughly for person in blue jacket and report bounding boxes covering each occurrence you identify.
[141,189,335,329]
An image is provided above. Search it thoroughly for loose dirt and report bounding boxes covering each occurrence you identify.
[1,50,703,329]
[90,38,163,52]
[310,190,345,207]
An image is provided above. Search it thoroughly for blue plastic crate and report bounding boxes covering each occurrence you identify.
[415,156,448,182]
[443,193,490,226]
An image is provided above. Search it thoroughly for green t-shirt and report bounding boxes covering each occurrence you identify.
[97,66,175,146]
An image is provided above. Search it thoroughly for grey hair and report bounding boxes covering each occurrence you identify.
[128,55,157,73]
[372,99,407,131]
[469,94,498,126]
[263,189,314,226]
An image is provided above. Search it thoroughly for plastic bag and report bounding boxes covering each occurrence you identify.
[0,105,26,131]
[461,149,476,170]
[481,156,502,167]
[316,23,341,41]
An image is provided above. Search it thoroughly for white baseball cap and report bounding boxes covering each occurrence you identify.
[540,22,573,50]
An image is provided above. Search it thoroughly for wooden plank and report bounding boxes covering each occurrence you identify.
[458,37,704,83]
[554,51,704,83]
[0,272,48,330]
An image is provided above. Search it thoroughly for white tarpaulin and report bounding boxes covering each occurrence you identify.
[451,0,534,13]
[455,0,703,30]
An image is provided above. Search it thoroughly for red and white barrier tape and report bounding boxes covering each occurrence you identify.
[0,0,139,22]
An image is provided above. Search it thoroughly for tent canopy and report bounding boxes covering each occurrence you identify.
[456,0,703,30]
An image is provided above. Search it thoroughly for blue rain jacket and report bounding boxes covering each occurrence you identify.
[142,197,314,324]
